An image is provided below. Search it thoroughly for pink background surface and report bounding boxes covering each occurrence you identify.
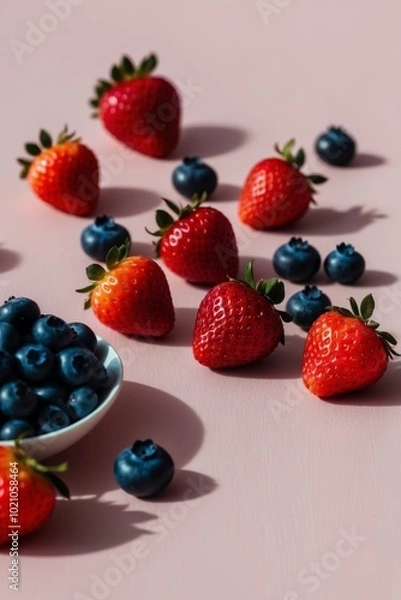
[1,1,401,598]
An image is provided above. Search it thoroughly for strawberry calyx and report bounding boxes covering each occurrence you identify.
[146,194,207,256]
[329,294,400,359]
[10,437,70,499]
[17,126,81,179]
[274,138,328,197]
[76,239,131,309]
[89,53,158,117]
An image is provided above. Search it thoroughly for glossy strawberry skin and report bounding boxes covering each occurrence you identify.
[238,158,312,229]
[100,77,180,158]
[28,142,99,216]
[0,446,56,545]
[192,281,284,368]
[91,256,175,337]
[302,311,389,398]
[160,207,239,284]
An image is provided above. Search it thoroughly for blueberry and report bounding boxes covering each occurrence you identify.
[37,404,71,434]
[273,237,321,283]
[172,157,218,199]
[0,296,40,334]
[57,347,94,386]
[68,322,98,353]
[0,419,36,440]
[324,243,365,284]
[0,322,20,352]
[31,314,74,351]
[0,350,18,383]
[113,439,175,498]
[33,380,69,406]
[15,343,55,382]
[315,127,356,166]
[286,286,332,330]
[80,215,131,261]
[88,359,108,391]
[0,380,38,418]
[66,386,99,420]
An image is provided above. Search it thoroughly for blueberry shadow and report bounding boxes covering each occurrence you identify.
[357,269,399,287]
[98,187,161,217]
[170,125,249,159]
[0,247,21,273]
[143,469,217,503]
[289,205,386,236]
[213,334,304,380]
[349,153,387,168]
[213,183,242,202]
[54,382,204,496]
[319,361,401,406]
[20,500,155,556]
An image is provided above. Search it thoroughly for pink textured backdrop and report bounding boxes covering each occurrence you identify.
[1,1,401,598]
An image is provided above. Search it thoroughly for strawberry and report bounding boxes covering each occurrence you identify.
[302,294,399,398]
[238,139,327,229]
[89,54,180,158]
[146,196,239,285]
[192,262,292,368]
[76,241,175,337]
[17,126,99,217]
[0,440,69,545]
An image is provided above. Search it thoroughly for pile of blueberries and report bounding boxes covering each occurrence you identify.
[0,296,109,441]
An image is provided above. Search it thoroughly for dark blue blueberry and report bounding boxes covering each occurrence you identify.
[80,215,131,261]
[66,386,99,420]
[286,286,332,330]
[31,314,74,351]
[273,237,321,283]
[324,243,365,284]
[315,127,356,166]
[37,404,71,434]
[0,350,18,383]
[68,322,98,353]
[57,347,94,386]
[172,157,218,199]
[113,439,175,498]
[88,359,108,391]
[0,419,36,440]
[33,380,69,406]
[0,380,38,418]
[15,343,55,382]
[0,322,20,352]
[0,296,40,334]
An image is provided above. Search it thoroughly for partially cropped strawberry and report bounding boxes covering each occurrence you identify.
[17,126,99,216]
[302,294,399,398]
[238,139,327,229]
[76,241,175,337]
[0,440,69,545]
[146,196,239,285]
[90,54,180,158]
[192,262,291,368]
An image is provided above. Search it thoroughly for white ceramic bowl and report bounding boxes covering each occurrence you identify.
[2,338,123,460]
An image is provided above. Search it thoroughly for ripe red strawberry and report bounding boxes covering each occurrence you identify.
[146,196,239,285]
[238,139,327,229]
[192,262,292,368]
[76,241,175,337]
[0,440,69,545]
[17,126,99,216]
[90,54,180,158]
[302,294,399,398]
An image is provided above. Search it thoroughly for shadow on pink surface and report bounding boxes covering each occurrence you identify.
[169,124,249,159]
[288,205,386,236]
[213,183,242,202]
[97,187,161,218]
[0,246,21,273]
[348,153,387,168]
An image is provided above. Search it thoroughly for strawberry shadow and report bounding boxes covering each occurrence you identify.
[97,187,161,217]
[170,124,249,159]
[53,381,204,496]
[239,255,275,277]
[156,306,198,347]
[287,205,386,236]
[0,247,21,273]
[213,183,242,202]
[129,240,156,259]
